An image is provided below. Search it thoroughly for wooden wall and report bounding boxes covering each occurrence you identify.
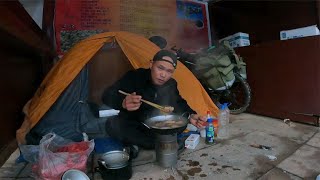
[209,1,319,44]
[0,0,54,165]
[0,29,42,147]
[208,1,320,125]
[236,36,320,126]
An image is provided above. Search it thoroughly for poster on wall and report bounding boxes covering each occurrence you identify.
[173,0,211,52]
[117,0,177,40]
[55,0,116,55]
[54,0,211,55]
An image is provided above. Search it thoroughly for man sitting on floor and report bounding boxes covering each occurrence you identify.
[102,49,207,149]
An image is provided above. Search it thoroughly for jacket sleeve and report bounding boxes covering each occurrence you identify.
[101,70,136,110]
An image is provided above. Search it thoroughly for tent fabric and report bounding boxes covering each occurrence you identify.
[25,66,109,144]
[16,31,218,144]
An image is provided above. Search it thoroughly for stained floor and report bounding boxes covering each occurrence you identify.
[1,113,319,180]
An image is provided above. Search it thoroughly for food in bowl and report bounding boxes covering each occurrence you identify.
[152,119,185,129]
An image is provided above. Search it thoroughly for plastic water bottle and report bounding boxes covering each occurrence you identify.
[206,111,214,144]
[218,103,230,139]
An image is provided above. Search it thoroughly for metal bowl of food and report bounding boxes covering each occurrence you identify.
[98,150,130,169]
[61,169,90,180]
[144,114,189,134]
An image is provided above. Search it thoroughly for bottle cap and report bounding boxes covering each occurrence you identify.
[221,103,228,110]
[206,110,211,119]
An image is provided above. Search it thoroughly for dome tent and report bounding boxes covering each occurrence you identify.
[17,31,218,144]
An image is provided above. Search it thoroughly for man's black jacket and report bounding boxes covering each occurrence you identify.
[102,68,195,122]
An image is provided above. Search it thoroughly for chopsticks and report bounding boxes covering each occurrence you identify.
[118,90,174,113]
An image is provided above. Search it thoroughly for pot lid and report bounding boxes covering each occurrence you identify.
[100,150,130,168]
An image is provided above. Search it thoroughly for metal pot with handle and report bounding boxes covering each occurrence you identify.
[143,114,189,135]
[97,150,132,180]
[97,150,130,169]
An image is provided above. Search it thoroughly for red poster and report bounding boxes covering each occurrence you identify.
[55,0,120,55]
[172,0,211,52]
[54,0,210,55]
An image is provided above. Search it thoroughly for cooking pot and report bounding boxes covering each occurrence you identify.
[143,114,189,135]
[98,150,130,169]
[97,150,132,180]
[61,169,90,180]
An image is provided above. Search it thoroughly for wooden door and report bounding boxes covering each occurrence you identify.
[236,36,320,126]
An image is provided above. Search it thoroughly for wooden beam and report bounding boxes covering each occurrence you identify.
[316,0,320,28]
[0,0,54,56]
[42,0,57,74]
[42,0,56,51]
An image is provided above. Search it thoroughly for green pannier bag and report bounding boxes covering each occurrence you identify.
[219,40,247,79]
[192,41,247,90]
[194,54,235,90]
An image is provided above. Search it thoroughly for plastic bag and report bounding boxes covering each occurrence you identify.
[19,144,40,163]
[27,133,94,180]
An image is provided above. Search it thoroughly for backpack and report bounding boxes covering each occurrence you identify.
[193,41,247,90]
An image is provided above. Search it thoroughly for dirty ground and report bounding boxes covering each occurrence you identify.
[1,113,319,180]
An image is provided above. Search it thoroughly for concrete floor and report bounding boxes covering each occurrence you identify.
[1,113,319,180]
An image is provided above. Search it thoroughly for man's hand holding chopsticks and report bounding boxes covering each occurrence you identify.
[122,92,142,111]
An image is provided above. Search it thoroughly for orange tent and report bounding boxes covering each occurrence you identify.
[17,31,218,144]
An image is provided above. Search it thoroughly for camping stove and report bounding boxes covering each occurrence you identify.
[155,133,178,168]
